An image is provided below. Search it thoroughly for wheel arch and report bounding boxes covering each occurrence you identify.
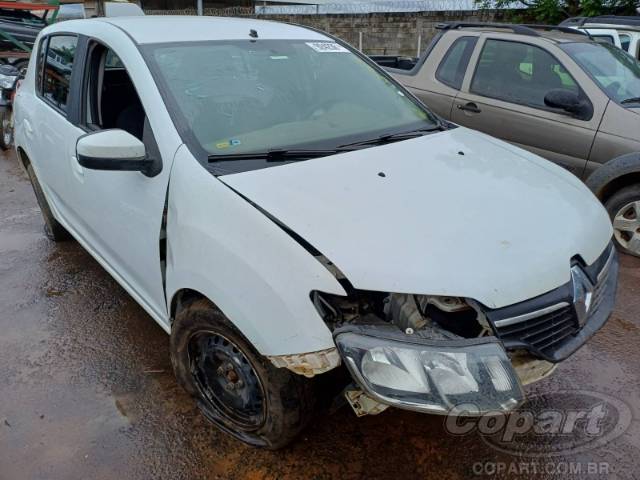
[16,146,30,171]
[169,287,208,324]
[586,152,640,203]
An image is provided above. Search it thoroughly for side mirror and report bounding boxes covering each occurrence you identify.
[77,129,155,175]
[544,89,592,120]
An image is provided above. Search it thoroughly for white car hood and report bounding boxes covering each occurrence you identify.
[221,127,612,309]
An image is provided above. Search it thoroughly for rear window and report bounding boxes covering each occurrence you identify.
[436,36,477,90]
[41,35,78,113]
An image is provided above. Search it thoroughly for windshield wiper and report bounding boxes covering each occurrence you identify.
[208,148,344,163]
[337,126,443,149]
[621,97,640,105]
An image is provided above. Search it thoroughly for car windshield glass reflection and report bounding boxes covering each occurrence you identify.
[147,40,437,158]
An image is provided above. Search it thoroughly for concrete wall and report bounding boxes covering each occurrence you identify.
[142,9,506,56]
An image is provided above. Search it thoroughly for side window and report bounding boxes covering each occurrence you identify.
[42,35,78,113]
[620,34,631,52]
[35,36,48,93]
[85,43,146,141]
[436,36,478,90]
[471,39,579,109]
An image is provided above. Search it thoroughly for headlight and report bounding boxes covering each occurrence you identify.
[335,327,524,414]
[0,73,16,89]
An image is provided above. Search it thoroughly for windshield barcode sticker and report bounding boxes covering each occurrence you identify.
[306,42,349,53]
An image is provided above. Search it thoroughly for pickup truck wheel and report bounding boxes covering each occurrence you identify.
[605,184,640,257]
[26,164,71,242]
[170,299,314,449]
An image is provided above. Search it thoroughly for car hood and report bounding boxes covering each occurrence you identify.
[220,127,612,309]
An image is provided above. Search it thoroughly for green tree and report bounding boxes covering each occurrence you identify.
[477,0,640,23]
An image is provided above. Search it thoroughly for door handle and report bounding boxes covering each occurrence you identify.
[457,102,482,114]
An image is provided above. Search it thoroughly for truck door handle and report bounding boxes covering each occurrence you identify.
[457,102,482,114]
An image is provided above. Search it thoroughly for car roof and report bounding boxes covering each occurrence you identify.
[100,16,329,44]
[50,16,329,44]
[439,22,593,44]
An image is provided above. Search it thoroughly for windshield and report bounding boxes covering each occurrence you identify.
[561,42,640,106]
[146,40,436,159]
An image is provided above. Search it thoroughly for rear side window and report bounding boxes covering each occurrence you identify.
[41,35,78,113]
[35,36,48,93]
[436,36,477,90]
[620,34,631,52]
[471,39,579,109]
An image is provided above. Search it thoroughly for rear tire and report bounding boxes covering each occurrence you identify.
[170,298,315,449]
[0,107,13,150]
[26,164,71,242]
[604,184,640,257]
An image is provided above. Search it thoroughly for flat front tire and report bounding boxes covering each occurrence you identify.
[170,299,315,449]
[26,164,71,242]
[605,184,640,257]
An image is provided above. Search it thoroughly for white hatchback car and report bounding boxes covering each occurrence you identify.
[15,16,618,448]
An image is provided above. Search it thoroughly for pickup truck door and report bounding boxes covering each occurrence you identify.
[451,36,607,178]
[65,37,182,326]
[389,33,478,121]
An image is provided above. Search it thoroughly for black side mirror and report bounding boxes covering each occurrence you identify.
[544,89,593,120]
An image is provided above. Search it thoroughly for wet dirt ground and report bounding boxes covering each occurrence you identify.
[2,149,640,480]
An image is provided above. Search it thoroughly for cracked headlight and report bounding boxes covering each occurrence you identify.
[335,328,524,414]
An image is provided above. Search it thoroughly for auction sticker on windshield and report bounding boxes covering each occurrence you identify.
[306,42,350,53]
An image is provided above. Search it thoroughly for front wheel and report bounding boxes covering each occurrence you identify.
[170,299,315,449]
[605,184,640,257]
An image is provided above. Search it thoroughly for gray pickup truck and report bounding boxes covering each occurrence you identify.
[372,23,640,256]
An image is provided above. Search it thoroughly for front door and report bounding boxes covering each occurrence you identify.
[66,39,181,324]
[451,37,603,178]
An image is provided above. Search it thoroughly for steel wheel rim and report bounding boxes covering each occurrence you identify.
[613,200,640,254]
[188,331,266,429]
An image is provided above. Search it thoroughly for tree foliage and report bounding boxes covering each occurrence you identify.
[477,0,640,23]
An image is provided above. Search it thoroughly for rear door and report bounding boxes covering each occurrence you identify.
[451,36,605,177]
[31,34,85,222]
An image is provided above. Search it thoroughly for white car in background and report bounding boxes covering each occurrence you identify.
[562,16,640,59]
[14,16,618,448]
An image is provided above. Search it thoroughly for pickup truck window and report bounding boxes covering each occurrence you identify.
[471,39,579,110]
[146,40,436,160]
[436,36,477,90]
[42,35,78,114]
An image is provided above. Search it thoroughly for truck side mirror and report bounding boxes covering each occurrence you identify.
[544,89,592,120]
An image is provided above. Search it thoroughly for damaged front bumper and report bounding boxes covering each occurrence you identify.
[333,245,618,417]
[334,324,525,415]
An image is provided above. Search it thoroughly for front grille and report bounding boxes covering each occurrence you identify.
[493,303,578,357]
[486,244,616,362]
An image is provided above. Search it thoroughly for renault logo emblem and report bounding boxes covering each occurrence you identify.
[571,266,594,327]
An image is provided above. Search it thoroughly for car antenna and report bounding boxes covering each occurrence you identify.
[249,29,258,38]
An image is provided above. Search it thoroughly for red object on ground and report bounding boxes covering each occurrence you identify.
[0,2,58,10]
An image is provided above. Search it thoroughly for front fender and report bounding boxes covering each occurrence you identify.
[166,145,346,357]
[586,152,640,200]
